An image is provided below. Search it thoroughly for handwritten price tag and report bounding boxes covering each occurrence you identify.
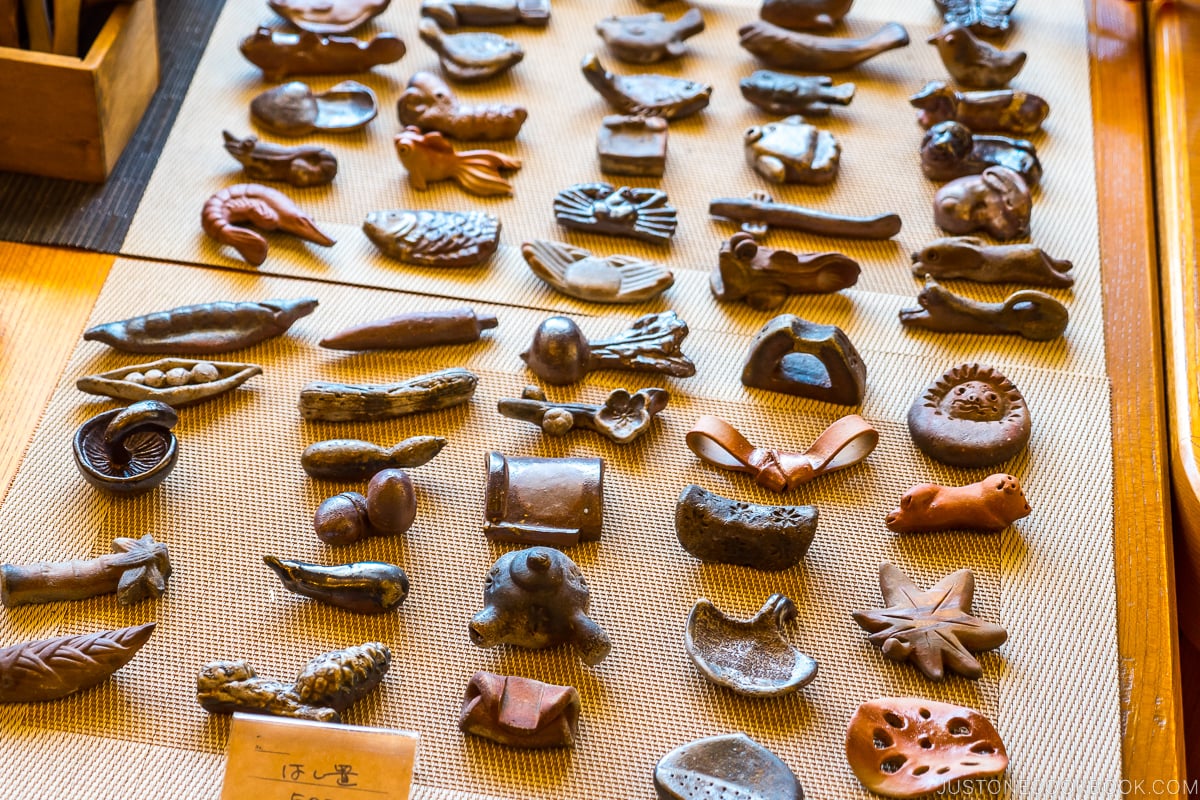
[221,713,418,800]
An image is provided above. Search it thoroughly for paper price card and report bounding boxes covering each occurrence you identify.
[221,713,418,800]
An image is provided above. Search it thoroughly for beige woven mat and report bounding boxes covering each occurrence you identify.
[0,256,1117,799]
[122,0,1104,377]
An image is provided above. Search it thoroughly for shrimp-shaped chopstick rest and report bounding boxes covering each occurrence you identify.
[201,183,335,266]
[394,126,521,197]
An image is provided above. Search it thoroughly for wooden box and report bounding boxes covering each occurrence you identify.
[0,1,159,182]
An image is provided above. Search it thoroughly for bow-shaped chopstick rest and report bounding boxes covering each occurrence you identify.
[685,414,878,491]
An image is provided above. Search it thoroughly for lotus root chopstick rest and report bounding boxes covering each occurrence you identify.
[394,126,520,197]
[77,358,262,407]
[459,672,581,748]
[521,239,675,303]
[250,81,379,136]
[886,474,1030,533]
[0,623,155,703]
[740,70,856,116]
[710,190,901,241]
[201,184,335,266]
[302,436,447,481]
[581,53,711,120]
[934,166,1031,241]
[1,535,171,607]
[73,401,179,495]
[498,385,669,444]
[685,595,817,697]
[239,27,406,81]
[745,115,841,185]
[738,20,909,71]
[522,312,695,385]
[299,367,478,422]
[397,71,527,140]
[675,485,818,571]
[197,642,391,722]
[314,469,418,544]
[222,132,338,188]
[419,17,524,82]
[907,363,1030,467]
[655,733,803,800]
[911,237,1073,287]
[469,547,611,665]
[845,697,1008,798]
[910,81,1048,135]
[712,232,859,308]
[268,0,391,34]
[554,183,678,245]
[853,562,1006,680]
[363,209,500,268]
[742,314,867,405]
[928,23,1025,88]
[595,9,705,64]
[484,452,604,547]
[934,0,1017,37]
[900,277,1068,341]
[759,0,852,31]
[320,308,497,351]
[421,0,550,28]
[263,556,409,614]
[686,414,877,491]
[920,121,1041,186]
[84,297,318,354]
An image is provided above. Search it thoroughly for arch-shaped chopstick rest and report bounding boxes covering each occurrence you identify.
[686,414,877,492]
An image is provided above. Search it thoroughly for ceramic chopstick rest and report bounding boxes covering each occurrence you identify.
[421,0,550,28]
[198,642,391,722]
[740,70,855,116]
[759,0,852,31]
[655,734,803,800]
[597,115,669,178]
[675,485,817,571]
[910,81,1048,135]
[483,452,604,547]
[595,9,705,64]
[746,115,841,185]
[314,469,418,545]
[686,414,877,491]
[712,232,859,309]
[886,474,1031,533]
[928,23,1024,88]
[521,312,695,385]
[0,624,155,703]
[742,314,867,405]
[685,595,817,696]
[83,298,318,354]
[738,20,909,71]
[268,0,391,34]
[201,185,335,266]
[581,53,711,120]
[710,190,902,240]
[76,359,262,407]
[920,121,1041,186]
[934,0,1017,38]
[521,239,675,303]
[900,277,1068,341]
[419,17,523,82]
[299,367,478,422]
[363,209,501,268]
[320,308,498,351]
[853,562,1006,680]
[73,401,179,495]
[934,166,1031,240]
[263,556,409,614]
[397,71,527,140]
[394,126,520,197]
[1,535,170,607]
[846,698,1008,798]
[554,183,678,245]
[907,363,1030,467]
[499,385,669,443]
[250,81,378,136]
[459,672,581,748]
[469,547,611,665]
[911,237,1073,287]
[222,132,337,187]
[302,436,447,481]
[239,27,405,81]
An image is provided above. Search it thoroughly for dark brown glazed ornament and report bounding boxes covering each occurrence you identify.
[302,436,447,481]
[742,315,866,406]
[886,473,1030,533]
[250,80,378,136]
[920,121,1041,186]
[422,0,550,28]
[745,115,840,185]
[397,71,527,140]
[595,9,705,64]
[320,308,498,351]
[202,184,335,266]
[900,276,1068,341]
[846,698,1008,799]
[675,485,818,571]
[364,209,501,268]
[685,595,817,697]
[934,166,1030,241]
[76,358,262,407]
[581,53,712,120]
[910,81,1047,135]
[459,672,580,748]
[712,232,859,309]
[686,414,877,491]
[554,183,678,245]
[908,363,1030,466]
[394,126,520,197]
[0,624,155,704]
[521,312,695,385]
[760,0,852,31]
[854,562,1006,680]
[314,470,417,544]
[222,131,337,187]
[484,452,604,547]
[469,547,611,665]
[912,237,1073,287]
[927,23,1024,88]
[299,367,478,422]
[934,0,1017,37]
[740,71,855,116]
[73,401,179,495]
[84,298,318,355]
[738,20,909,71]
[419,17,524,83]
[655,734,803,800]
[521,239,675,303]
[597,115,668,178]
[499,386,669,444]
[710,191,901,241]
[197,642,390,722]
[264,556,409,614]
[1,535,170,607]
[239,27,406,81]
[268,0,391,34]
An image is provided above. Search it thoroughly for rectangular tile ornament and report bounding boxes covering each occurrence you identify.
[221,713,418,800]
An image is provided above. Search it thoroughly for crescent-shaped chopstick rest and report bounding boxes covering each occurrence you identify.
[686,414,877,492]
